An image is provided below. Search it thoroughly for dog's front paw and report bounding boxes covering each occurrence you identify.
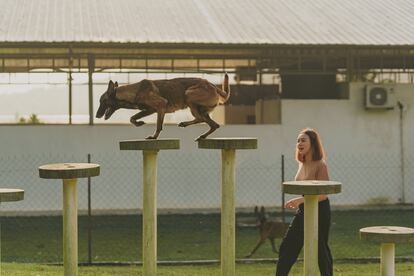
[178,122,186,127]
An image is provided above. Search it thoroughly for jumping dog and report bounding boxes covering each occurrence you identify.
[96,74,230,140]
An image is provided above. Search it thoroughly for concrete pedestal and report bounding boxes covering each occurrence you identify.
[120,139,180,276]
[199,138,257,276]
[283,180,341,276]
[39,163,100,276]
[360,226,414,276]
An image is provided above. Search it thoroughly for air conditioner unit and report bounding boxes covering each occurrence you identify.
[365,84,396,109]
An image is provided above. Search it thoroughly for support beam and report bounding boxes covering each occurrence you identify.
[88,54,95,125]
[68,70,73,125]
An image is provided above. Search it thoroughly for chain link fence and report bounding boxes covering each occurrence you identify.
[0,152,413,263]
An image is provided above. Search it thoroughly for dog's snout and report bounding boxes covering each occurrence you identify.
[96,102,108,118]
[96,108,104,118]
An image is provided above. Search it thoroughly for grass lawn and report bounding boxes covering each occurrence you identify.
[2,262,414,275]
[1,209,414,263]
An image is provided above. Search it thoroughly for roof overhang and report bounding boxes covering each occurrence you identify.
[1,42,414,73]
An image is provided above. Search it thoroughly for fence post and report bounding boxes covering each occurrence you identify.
[87,154,92,265]
[398,101,405,204]
[281,154,285,223]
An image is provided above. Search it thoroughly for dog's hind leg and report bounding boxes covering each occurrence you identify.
[270,238,278,253]
[185,103,204,124]
[130,109,155,127]
[245,238,266,258]
[186,104,215,140]
[195,110,220,141]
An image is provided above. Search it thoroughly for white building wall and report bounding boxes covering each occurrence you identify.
[0,82,413,213]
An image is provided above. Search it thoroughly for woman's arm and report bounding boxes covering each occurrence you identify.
[285,196,304,209]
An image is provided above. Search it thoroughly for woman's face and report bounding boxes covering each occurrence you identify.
[297,133,311,157]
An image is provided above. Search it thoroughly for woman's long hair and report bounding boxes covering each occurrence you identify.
[295,128,325,163]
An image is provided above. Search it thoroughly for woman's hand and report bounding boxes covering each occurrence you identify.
[285,197,304,209]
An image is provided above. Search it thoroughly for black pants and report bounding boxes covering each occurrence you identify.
[276,199,333,276]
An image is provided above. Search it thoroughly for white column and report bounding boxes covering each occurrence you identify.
[304,195,319,276]
[381,243,395,276]
[63,179,78,276]
[221,149,236,276]
[142,150,158,276]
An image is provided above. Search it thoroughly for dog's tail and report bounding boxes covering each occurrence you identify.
[217,73,230,104]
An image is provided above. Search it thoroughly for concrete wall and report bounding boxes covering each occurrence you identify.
[1,82,413,213]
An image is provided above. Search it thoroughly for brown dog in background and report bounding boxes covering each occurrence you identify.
[96,74,230,140]
[245,206,289,258]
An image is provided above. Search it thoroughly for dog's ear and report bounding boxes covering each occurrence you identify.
[107,80,116,96]
[114,81,119,88]
[108,80,114,91]
[254,206,258,215]
[260,206,265,216]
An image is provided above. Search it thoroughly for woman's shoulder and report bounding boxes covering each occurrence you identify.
[315,159,329,180]
[314,159,328,173]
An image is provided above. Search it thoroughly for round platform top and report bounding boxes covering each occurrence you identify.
[0,188,24,202]
[120,139,180,151]
[198,138,257,150]
[283,181,342,195]
[39,163,100,179]
[360,226,414,244]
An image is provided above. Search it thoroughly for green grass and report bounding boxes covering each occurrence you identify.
[1,209,414,263]
[2,262,414,275]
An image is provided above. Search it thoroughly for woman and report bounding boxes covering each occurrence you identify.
[276,128,333,276]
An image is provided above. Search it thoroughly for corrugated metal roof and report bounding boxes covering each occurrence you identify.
[1,0,414,45]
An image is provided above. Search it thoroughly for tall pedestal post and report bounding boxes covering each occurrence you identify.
[221,149,236,276]
[360,226,414,276]
[142,150,158,276]
[199,138,257,276]
[381,243,395,276]
[283,181,342,276]
[63,179,78,276]
[303,195,318,276]
[120,139,180,276]
[39,163,100,276]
